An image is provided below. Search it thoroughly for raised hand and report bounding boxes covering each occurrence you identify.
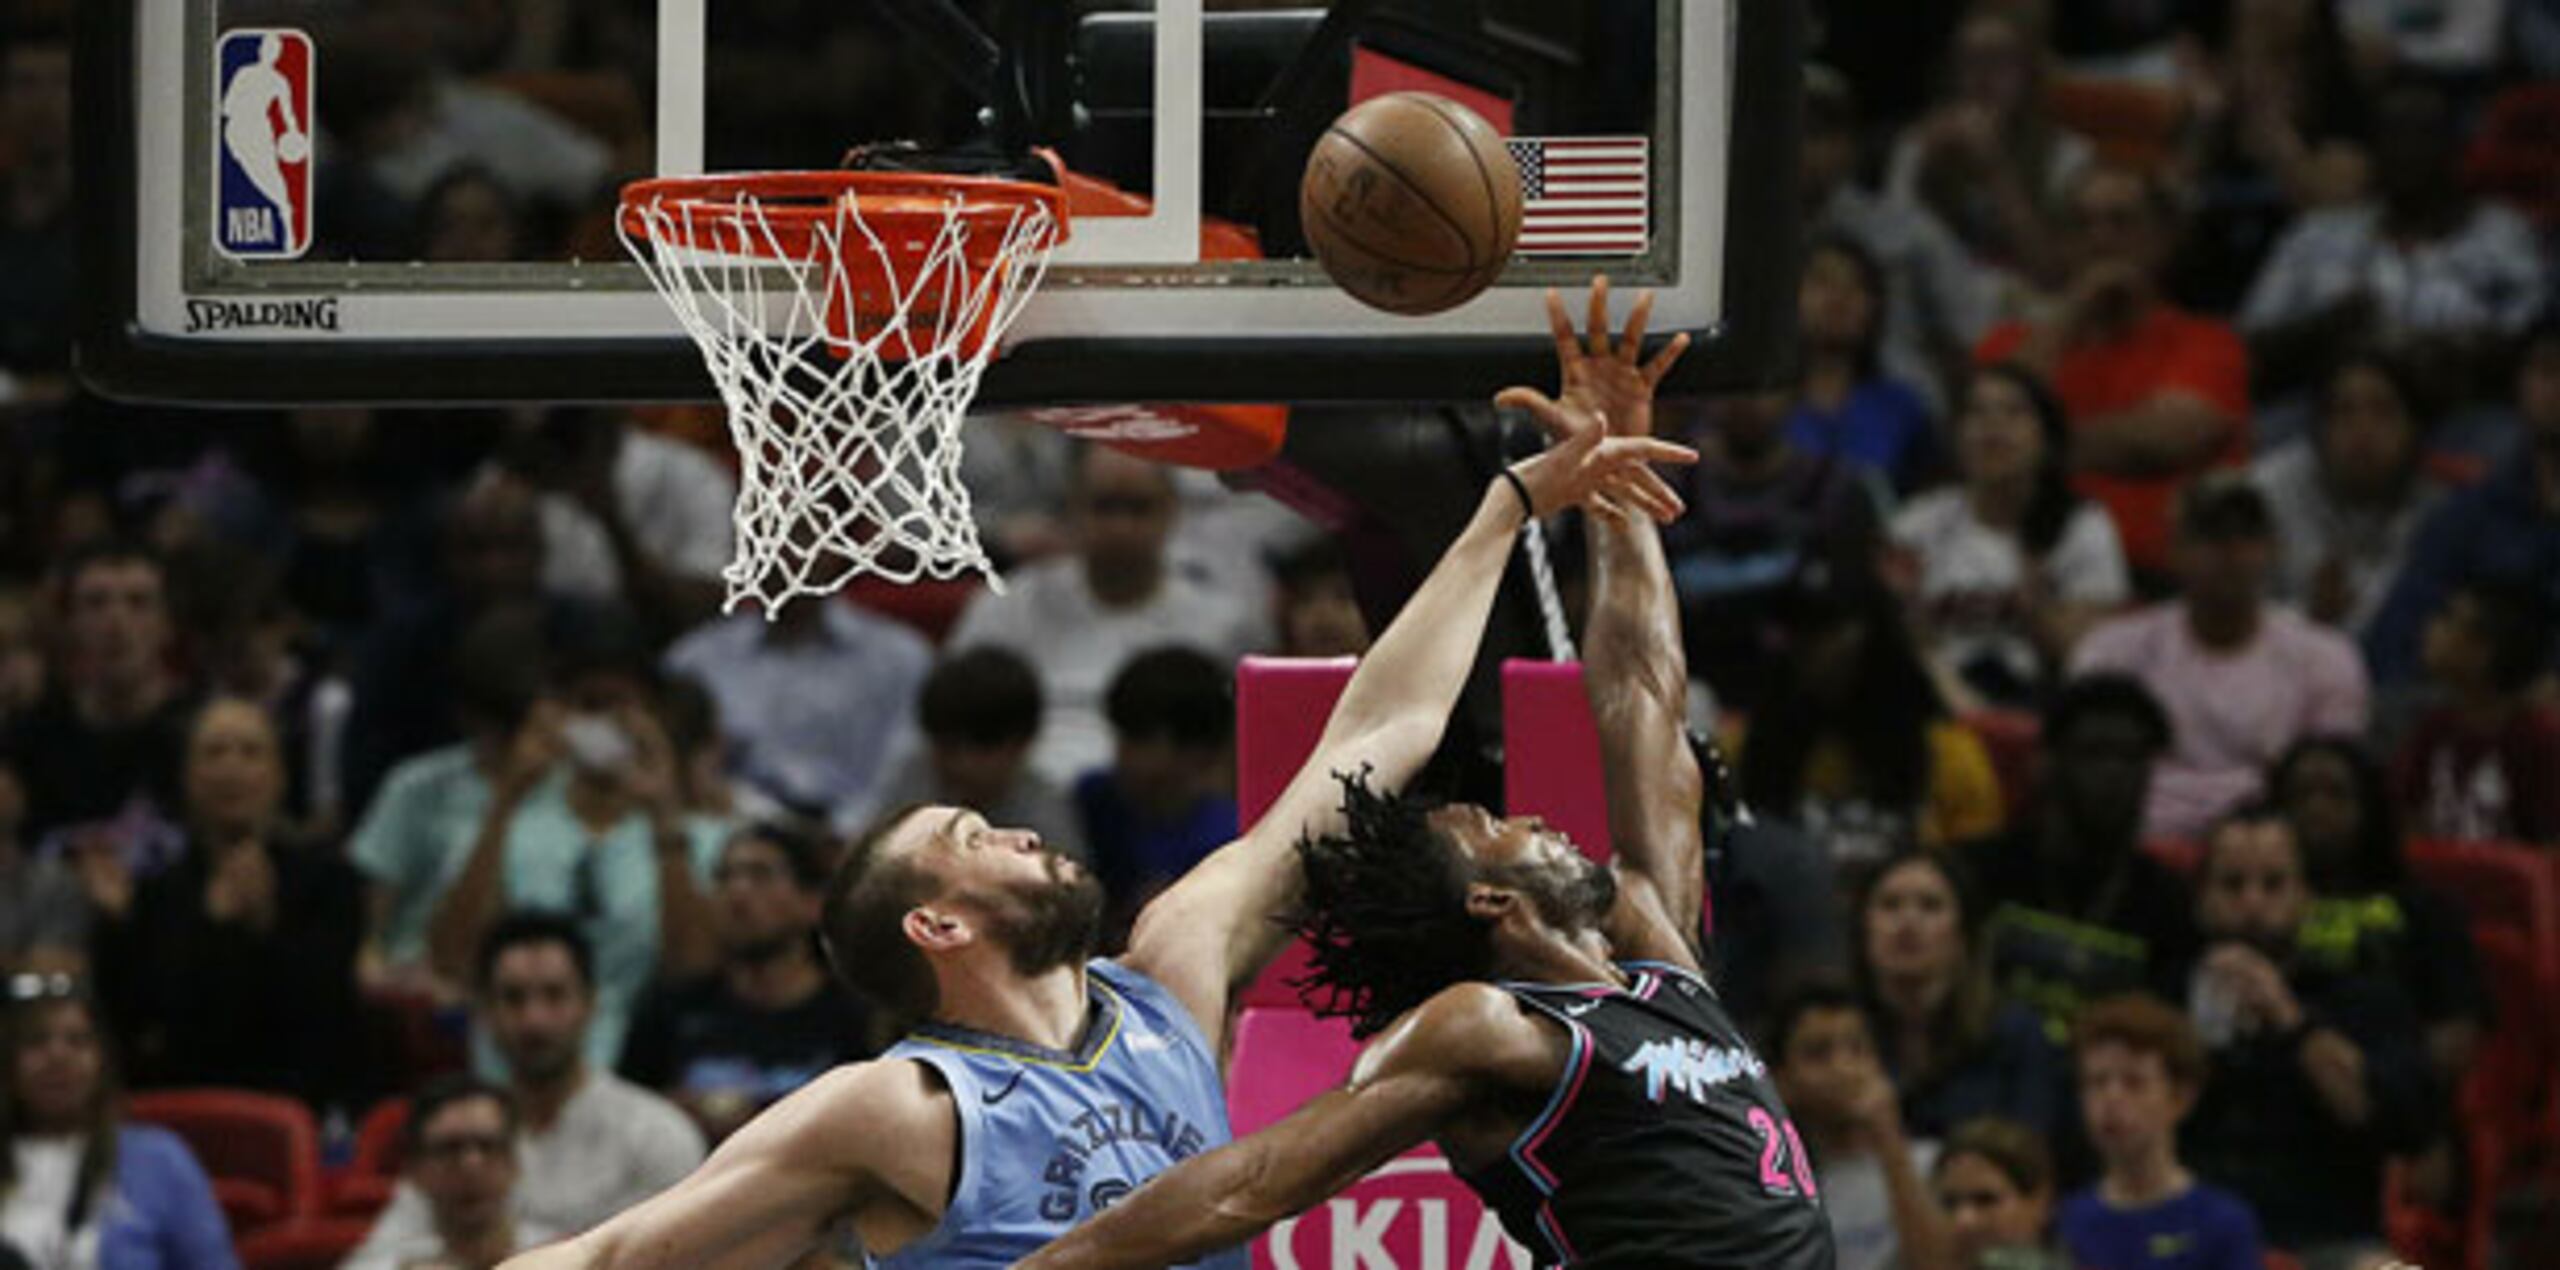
[1545,276,1692,440]
[1493,384,1696,523]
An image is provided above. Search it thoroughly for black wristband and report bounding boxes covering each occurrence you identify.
[1500,467,1537,520]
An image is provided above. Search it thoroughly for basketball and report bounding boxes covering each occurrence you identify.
[277,131,310,164]
[1300,92,1523,316]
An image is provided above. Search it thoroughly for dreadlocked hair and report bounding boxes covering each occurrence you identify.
[1290,767,1497,1039]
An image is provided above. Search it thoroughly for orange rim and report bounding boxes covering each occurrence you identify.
[617,170,1070,262]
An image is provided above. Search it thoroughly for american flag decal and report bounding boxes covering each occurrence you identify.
[1507,136,1651,256]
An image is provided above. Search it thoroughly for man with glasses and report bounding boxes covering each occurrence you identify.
[1976,163,2252,584]
[619,822,873,1141]
[346,1075,561,1270]
[947,447,1269,784]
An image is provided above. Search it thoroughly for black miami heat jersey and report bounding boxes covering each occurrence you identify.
[1454,960,1836,1269]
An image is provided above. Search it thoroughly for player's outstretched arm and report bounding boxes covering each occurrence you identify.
[1012,985,1554,1270]
[1123,393,1695,1045]
[502,1060,946,1270]
[1516,278,1709,970]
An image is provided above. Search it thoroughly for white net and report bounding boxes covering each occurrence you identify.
[619,176,1064,613]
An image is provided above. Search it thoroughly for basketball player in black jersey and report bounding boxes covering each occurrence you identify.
[1018,281,1836,1270]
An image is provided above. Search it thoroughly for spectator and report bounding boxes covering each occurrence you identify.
[1269,538,1369,658]
[342,1076,558,1270]
[1662,388,1884,713]
[2056,995,2262,1270]
[416,165,525,263]
[1977,165,2252,581]
[1076,648,1239,934]
[949,447,1266,784]
[1932,1118,2066,1270]
[351,606,547,997]
[2073,476,2370,839]
[1890,364,2131,707]
[1955,676,2197,1042]
[368,915,705,1242]
[2241,78,2546,394]
[2333,2,2509,109]
[2183,810,2437,1259]
[426,618,731,1068]
[1768,984,1958,1270]
[868,648,1082,855]
[2365,315,2560,687]
[496,410,735,636]
[0,979,236,1270]
[664,595,931,827]
[6,542,193,849]
[89,698,363,1112]
[0,748,84,974]
[1734,564,2004,871]
[2392,583,2560,843]
[0,16,73,396]
[1854,851,2066,1142]
[2249,350,2447,636]
[1789,235,1944,493]
[619,822,874,1142]
[1886,8,2094,288]
[2272,734,2490,1209]
[1802,66,1996,414]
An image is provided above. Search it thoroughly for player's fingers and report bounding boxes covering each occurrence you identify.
[1543,290,1580,367]
[1607,437,1699,467]
[1494,385,1598,446]
[1605,469,1684,523]
[1585,275,1614,357]
[1620,290,1656,362]
[1643,331,1692,387]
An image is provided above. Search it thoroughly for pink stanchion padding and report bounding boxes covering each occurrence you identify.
[1235,657,1356,1008]
[1230,1009,1532,1270]
[1499,660,1614,863]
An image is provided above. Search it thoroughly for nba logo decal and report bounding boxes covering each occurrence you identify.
[214,29,314,260]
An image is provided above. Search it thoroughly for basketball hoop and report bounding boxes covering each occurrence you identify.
[618,169,1068,612]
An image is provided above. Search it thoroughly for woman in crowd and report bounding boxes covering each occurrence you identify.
[1788,235,1943,493]
[1737,567,2006,875]
[2249,350,2445,637]
[0,980,235,1270]
[2268,736,2489,1082]
[1854,850,2065,1141]
[91,698,365,1115]
[1890,364,2130,708]
[1886,7,2094,288]
[1931,1118,2066,1270]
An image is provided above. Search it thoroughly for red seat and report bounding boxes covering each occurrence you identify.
[2463,83,2560,230]
[2406,840,2560,998]
[325,1099,410,1217]
[1229,1008,1530,1267]
[127,1089,325,1234]
[1960,710,2041,821]
[236,1216,379,1270]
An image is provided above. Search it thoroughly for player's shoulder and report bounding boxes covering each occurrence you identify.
[1371,982,1567,1079]
[782,1056,957,1138]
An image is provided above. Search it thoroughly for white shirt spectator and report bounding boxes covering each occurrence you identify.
[2240,203,2547,340]
[368,78,612,211]
[1819,1139,1942,1270]
[665,601,934,823]
[2248,443,2445,637]
[2338,0,2510,76]
[362,1070,705,1241]
[536,431,738,604]
[1817,184,2001,413]
[341,1216,562,1270]
[949,559,1268,783]
[1891,489,2131,696]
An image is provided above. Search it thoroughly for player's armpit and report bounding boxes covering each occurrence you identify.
[1015,984,1553,1270]
[501,1060,949,1270]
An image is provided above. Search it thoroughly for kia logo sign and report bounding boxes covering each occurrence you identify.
[1257,1156,1532,1270]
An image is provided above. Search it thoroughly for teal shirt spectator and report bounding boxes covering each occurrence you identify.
[347,743,494,968]
[468,774,731,1072]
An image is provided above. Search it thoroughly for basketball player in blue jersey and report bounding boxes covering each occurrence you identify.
[500,322,1696,1270]
[1018,282,1839,1270]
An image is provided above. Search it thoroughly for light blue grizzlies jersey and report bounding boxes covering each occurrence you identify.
[875,959,1248,1269]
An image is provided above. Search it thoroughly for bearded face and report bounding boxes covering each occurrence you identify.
[962,850,1109,978]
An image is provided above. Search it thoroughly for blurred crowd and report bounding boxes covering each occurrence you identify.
[1,0,2559,1269]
